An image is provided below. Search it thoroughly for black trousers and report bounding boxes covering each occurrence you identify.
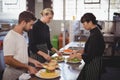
[77,56,102,80]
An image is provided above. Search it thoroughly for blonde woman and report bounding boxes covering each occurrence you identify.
[28,8,61,63]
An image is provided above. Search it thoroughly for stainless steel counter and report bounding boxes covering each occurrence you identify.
[27,42,85,80]
[29,60,85,80]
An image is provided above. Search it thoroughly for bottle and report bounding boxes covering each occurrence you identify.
[58,33,63,49]
[65,29,69,45]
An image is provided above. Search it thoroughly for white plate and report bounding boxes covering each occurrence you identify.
[35,69,61,79]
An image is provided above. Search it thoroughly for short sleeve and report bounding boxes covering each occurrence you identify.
[3,37,16,56]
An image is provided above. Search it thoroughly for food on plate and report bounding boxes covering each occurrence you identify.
[40,70,59,78]
[66,52,82,63]
[36,60,60,79]
[63,49,73,54]
[37,69,60,79]
[42,60,59,73]
[63,49,73,52]
[67,57,81,63]
[51,56,65,62]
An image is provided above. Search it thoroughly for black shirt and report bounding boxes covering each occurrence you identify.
[28,19,53,53]
[82,27,105,63]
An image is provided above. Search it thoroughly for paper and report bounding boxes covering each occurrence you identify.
[19,73,31,80]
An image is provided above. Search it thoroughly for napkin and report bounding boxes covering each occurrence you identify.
[19,73,31,80]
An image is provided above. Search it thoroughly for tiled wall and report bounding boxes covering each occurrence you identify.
[48,20,70,39]
[48,20,116,41]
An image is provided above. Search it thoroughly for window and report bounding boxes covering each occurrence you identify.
[53,0,76,20]
[84,0,100,4]
[52,0,120,21]
[0,0,26,19]
[53,0,63,20]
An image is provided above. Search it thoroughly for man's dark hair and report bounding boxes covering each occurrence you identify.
[18,11,36,24]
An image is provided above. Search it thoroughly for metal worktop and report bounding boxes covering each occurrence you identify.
[25,42,85,80]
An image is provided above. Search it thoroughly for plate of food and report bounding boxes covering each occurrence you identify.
[42,60,59,69]
[63,49,73,55]
[51,56,65,62]
[35,69,60,79]
[36,60,61,79]
[67,57,81,64]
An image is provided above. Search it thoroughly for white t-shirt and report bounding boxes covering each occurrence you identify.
[3,30,28,64]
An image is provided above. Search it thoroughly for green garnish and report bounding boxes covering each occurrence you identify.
[68,57,80,63]
[46,69,51,73]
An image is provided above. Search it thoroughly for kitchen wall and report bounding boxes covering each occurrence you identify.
[35,0,70,40]
[0,0,117,41]
[102,21,115,34]
[34,0,118,40]
[48,20,70,39]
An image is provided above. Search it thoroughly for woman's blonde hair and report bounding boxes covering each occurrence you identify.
[40,8,54,16]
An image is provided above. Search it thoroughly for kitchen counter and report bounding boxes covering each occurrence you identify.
[22,42,85,80]
[28,60,85,80]
[59,41,85,51]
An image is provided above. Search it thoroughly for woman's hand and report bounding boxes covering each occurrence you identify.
[69,52,82,60]
[51,47,63,56]
[42,53,51,61]
[69,53,76,59]
[56,51,63,56]
[72,49,84,54]
[76,53,82,60]
[37,51,51,61]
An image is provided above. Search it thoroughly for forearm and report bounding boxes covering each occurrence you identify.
[51,47,58,53]
[5,56,29,70]
[29,45,39,54]
[37,50,47,57]
[76,49,84,54]
[28,57,42,67]
[37,50,51,61]
[28,57,36,64]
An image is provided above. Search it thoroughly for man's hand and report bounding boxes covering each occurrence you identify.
[28,57,42,68]
[27,66,37,74]
[33,60,42,68]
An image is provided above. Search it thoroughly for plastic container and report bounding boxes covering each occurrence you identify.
[51,35,58,49]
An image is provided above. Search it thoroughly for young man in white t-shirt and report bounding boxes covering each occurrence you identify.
[3,11,42,80]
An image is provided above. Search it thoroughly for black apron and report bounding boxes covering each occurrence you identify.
[30,44,52,63]
[77,56,102,80]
